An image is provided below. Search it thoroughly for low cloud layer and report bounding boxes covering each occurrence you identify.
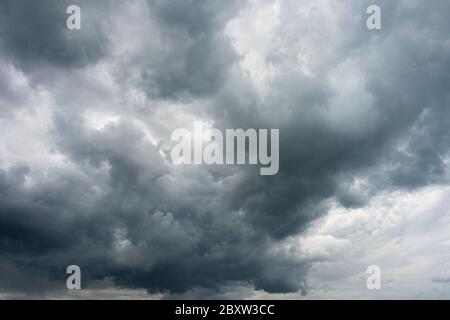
[0,0,450,298]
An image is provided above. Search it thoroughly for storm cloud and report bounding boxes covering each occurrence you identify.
[0,0,450,298]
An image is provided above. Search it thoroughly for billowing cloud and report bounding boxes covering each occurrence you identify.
[0,0,450,298]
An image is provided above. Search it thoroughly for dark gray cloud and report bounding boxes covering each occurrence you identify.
[121,0,241,99]
[0,0,450,298]
[0,0,114,72]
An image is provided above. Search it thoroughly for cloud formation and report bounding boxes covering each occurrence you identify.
[0,0,450,298]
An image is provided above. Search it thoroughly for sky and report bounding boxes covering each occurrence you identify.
[0,0,450,299]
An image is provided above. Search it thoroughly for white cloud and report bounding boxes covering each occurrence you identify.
[300,185,450,299]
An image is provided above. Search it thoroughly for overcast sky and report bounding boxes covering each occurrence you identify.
[1,0,450,299]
